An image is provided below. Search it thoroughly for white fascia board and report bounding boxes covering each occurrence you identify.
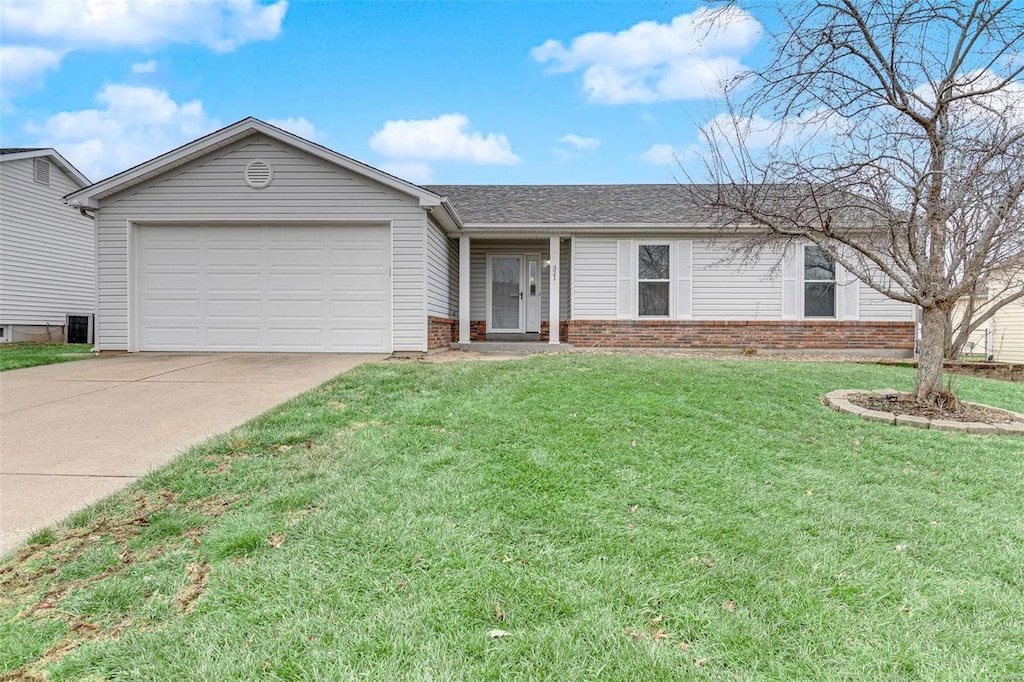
[65,117,445,207]
[1,148,90,187]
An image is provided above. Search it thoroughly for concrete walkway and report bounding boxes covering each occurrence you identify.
[0,352,383,556]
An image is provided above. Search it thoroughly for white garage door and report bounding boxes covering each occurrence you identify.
[136,224,391,352]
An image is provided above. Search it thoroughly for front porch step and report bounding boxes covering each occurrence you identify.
[450,342,575,354]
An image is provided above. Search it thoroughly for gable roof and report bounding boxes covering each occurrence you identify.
[0,148,90,187]
[65,117,449,213]
[424,184,720,225]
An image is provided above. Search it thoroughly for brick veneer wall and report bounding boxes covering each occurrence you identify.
[565,320,916,350]
[427,316,458,350]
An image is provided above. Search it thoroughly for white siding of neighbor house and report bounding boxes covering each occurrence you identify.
[571,234,916,322]
[94,134,429,351]
[425,217,458,319]
[991,271,1024,363]
[469,240,570,322]
[0,157,94,327]
[993,297,1024,363]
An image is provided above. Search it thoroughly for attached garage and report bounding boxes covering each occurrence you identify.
[135,224,391,352]
[66,118,461,355]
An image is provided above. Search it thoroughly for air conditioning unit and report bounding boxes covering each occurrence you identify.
[66,314,94,344]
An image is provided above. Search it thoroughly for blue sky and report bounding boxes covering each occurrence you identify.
[0,1,771,185]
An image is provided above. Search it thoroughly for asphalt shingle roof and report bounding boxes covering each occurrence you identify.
[0,148,45,155]
[424,184,720,224]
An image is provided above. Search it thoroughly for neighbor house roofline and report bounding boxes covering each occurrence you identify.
[0,148,90,187]
[63,117,457,227]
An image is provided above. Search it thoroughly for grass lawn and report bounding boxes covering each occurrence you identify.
[2,356,1022,679]
[0,343,93,372]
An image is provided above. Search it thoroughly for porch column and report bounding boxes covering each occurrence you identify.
[459,235,471,343]
[549,236,560,344]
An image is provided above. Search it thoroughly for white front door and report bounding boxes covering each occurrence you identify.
[488,255,523,333]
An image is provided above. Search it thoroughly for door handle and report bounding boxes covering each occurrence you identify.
[519,291,524,300]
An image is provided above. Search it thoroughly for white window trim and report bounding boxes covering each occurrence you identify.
[635,241,673,319]
[802,244,837,319]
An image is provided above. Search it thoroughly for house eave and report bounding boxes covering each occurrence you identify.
[0,148,90,187]
[64,117,445,207]
[452,222,757,237]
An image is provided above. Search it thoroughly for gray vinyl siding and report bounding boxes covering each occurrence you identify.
[94,134,428,351]
[571,234,914,322]
[469,240,569,322]
[692,239,781,320]
[0,158,94,325]
[570,237,617,319]
[425,217,457,318]
[859,286,915,321]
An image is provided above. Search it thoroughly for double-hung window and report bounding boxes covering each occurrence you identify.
[638,243,671,317]
[804,246,836,317]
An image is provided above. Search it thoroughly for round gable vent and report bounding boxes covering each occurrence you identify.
[244,159,274,189]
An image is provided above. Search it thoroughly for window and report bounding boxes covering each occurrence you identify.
[638,243,670,316]
[804,246,836,317]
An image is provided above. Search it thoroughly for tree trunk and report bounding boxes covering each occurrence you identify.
[915,306,947,402]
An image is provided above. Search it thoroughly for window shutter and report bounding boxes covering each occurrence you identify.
[675,240,693,319]
[616,240,633,319]
[781,244,798,320]
[838,263,860,320]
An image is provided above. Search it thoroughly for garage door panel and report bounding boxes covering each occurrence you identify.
[207,248,261,267]
[330,273,386,291]
[205,272,263,290]
[266,272,326,292]
[137,224,390,352]
[143,248,201,267]
[142,327,201,348]
[331,300,388,318]
[331,328,388,349]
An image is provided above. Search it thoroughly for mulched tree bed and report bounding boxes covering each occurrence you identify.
[848,392,1024,424]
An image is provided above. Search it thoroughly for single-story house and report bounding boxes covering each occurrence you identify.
[65,118,916,355]
[1,148,94,343]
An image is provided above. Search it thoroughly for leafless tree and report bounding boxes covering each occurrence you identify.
[694,0,1024,402]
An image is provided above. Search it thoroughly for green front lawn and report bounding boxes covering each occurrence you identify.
[0,343,93,372]
[2,356,1022,679]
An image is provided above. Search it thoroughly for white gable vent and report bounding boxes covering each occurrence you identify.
[244,159,274,189]
[33,157,50,185]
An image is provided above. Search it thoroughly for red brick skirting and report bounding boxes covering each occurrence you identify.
[565,320,916,350]
[427,316,458,350]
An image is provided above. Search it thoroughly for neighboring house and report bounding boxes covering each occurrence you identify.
[954,265,1024,363]
[0,148,94,343]
[65,118,916,356]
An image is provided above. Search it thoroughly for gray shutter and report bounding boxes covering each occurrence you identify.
[675,240,693,319]
[838,263,860,320]
[781,244,798,320]
[616,240,633,319]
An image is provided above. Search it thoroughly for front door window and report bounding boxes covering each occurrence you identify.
[491,256,521,330]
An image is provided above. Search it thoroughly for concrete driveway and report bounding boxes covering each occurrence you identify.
[0,352,383,556]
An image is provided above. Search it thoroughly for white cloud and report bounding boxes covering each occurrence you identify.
[266,117,320,141]
[131,60,158,74]
[369,113,519,165]
[0,46,65,103]
[532,7,761,104]
[699,110,843,151]
[1,0,287,98]
[2,0,287,52]
[641,143,684,165]
[379,161,434,184]
[559,133,600,150]
[31,84,220,180]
